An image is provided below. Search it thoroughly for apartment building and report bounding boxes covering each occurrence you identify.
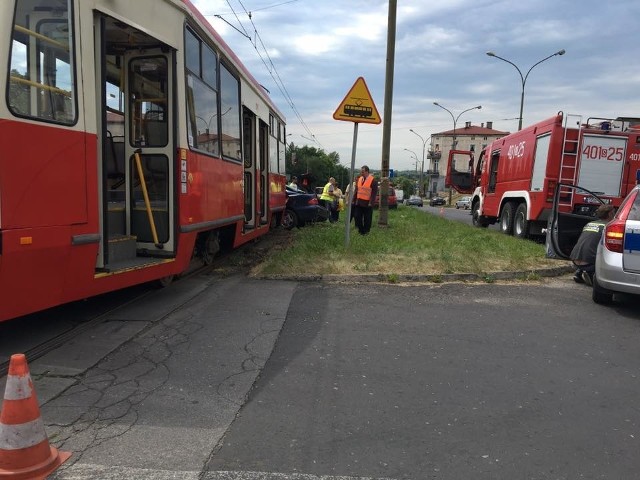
[427,121,509,194]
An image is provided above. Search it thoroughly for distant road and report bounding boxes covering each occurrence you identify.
[420,203,501,231]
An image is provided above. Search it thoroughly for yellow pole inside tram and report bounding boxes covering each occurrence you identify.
[133,150,161,248]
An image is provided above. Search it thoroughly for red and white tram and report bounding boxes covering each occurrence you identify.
[0,0,288,322]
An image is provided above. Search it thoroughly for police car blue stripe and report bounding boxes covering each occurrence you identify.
[624,229,640,253]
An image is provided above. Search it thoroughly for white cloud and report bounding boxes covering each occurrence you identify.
[192,0,640,170]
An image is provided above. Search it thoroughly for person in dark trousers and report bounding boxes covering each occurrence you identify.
[353,165,378,235]
[570,204,615,285]
[319,177,338,223]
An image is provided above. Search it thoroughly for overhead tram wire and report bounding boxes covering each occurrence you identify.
[235,0,319,146]
[213,0,300,17]
[216,0,321,149]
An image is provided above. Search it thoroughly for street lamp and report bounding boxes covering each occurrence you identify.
[433,103,482,150]
[486,49,565,130]
[404,148,418,164]
[404,148,419,195]
[433,103,482,205]
[409,129,429,196]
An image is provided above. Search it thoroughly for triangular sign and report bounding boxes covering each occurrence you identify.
[333,77,381,125]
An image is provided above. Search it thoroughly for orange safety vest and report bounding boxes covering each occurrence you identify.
[356,175,374,201]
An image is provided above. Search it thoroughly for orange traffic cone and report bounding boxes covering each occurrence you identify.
[439,206,445,216]
[0,354,71,479]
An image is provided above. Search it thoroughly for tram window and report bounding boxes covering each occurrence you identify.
[7,0,76,125]
[269,116,278,173]
[185,27,220,156]
[202,45,217,88]
[185,29,200,75]
[129,57,168,147]
[275,120,283,173]
[187,76,220,155]
[220,64,241,161]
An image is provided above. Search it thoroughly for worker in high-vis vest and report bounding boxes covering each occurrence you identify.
[570,204,615,285]
[353,165,378,235]
[320,177,338,223]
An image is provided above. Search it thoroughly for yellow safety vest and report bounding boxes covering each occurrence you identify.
[320,182,334,202]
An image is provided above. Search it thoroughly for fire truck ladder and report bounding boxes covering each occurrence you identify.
[558,114,583,207]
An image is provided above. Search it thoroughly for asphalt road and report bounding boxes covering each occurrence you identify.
[205,280,640,480]
[14,270,634,480]
[421,203,501,231]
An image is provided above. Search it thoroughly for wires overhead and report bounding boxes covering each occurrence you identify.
[214,0,322,149]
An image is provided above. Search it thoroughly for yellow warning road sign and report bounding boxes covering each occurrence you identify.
[333,77,381,125]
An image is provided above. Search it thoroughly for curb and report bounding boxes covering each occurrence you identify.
[253,265,575,284]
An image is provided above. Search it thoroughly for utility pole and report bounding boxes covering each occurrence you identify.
[378,0,397,227]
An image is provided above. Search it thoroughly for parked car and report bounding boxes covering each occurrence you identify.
[376,186,398,209]
[455,196,471,209]
[547,183,640,305]
[429,196,447,207]
[395,189,405,204]
[592,184,640,304]
[405,195,423,207]
[282,186,329,229]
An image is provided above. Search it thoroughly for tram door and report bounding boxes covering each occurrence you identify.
[258,120,269,225]
[123,51,175,253]
[243,108,258,229]
[97,15,175,268]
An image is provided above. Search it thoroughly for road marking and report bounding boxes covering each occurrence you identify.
[53,465,398,480]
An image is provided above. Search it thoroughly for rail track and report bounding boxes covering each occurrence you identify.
[0,231,281,377]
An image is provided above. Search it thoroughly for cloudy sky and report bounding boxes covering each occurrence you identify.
[192,0,640,171]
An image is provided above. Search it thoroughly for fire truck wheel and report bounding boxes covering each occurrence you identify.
[513,203,529,239]
[472,202,489,228]
[499,202,516,235]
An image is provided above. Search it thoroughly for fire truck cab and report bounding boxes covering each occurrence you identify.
[446,112,640,238]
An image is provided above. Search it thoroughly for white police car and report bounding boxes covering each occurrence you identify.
[591,184,640,304]
[546,183,640,305]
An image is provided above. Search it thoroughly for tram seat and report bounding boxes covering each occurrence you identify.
[105,132,119,178]
[105,132,126,184]
[144,110,167,147]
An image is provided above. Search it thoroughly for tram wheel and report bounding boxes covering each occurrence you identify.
[199,231,220,266]
[156,275,174,288]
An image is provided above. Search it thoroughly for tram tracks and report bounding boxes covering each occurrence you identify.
[0,230,283,378]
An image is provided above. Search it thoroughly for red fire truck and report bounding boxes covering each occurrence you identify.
[446,112,640,238]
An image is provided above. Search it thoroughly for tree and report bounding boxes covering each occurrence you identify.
[391,176,415,197]
[286,144,348,192]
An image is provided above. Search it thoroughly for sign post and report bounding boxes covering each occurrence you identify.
[333,77,381,246]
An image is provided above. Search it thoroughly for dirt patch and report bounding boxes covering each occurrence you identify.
[209,228,294,276]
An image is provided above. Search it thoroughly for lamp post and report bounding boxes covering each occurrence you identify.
[409,129,429,197]
[433,103,482,205]
[433,103,482,150]
[404,148,419,195]
[486,49,565,130]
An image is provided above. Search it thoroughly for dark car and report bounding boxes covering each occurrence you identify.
[429,196,447,207]
[406,195,423,207]
[282,186,329,229]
